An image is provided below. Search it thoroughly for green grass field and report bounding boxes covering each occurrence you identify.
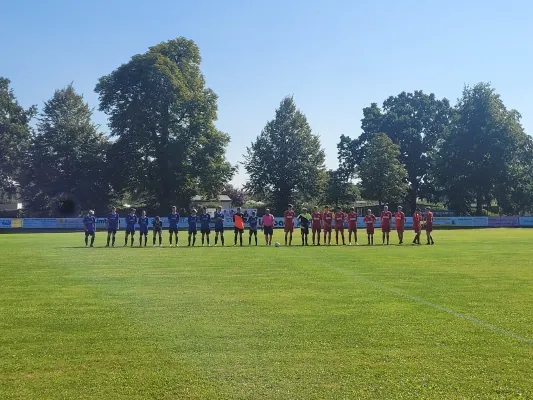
[1,229,532,399]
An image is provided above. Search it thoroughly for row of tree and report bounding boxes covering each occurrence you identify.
[1,37,532,216]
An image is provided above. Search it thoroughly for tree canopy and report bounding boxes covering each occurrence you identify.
[243,96,326,213]
[95,37,235,213]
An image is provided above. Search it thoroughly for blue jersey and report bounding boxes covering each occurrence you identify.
[168,213,180,228]
[83,215,96,232]
[138,216,149,231]
[126,214,137,230]
[188,215,198,230]
[107,212,119,230]
[214,212,225,228]
[200,213,211,229]
[248,215,258,230]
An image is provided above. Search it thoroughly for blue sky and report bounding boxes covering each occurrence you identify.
[2,0,532,186]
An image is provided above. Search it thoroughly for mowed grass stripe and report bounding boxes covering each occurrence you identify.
[0,230,532,399]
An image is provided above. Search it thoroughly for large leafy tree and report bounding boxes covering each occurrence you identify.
[244,96,326,213]
[436,83,533,215]
[95,38,235,212]
[22,84,110,216]
[338,91,452,212]
[322,169,360,207]
[0,77,36,201]
[357,133,409,205]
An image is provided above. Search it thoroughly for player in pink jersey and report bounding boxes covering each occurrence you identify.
[262,208,274,246]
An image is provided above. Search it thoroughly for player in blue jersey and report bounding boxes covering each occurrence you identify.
[124,208,137,247]
[213,206,225,246]
[83,210,96,247]
[188,209,198,246]
[138,210,149,247]
[248,211,259,246]
[105,206,120,247]
[199,207,211,246]
[168,206,180,247]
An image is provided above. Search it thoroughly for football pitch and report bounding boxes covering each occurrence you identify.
[1,229,532,399]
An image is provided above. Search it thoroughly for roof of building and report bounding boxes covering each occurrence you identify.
[191,195,232,202]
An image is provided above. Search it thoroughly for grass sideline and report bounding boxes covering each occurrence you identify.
[1,229,532,399]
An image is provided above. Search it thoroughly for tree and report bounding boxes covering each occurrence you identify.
[357,134,408,205]
[21,84,110,216]
[435,83,533,215]
[95,37,235,212]
[0,77,36,201]
[338,91,452,212]
[222,183,247,207]
[323,169,360,207]
[243,96,326,213]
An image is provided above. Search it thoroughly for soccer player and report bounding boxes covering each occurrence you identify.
[363,209,376,245]
[105,206,119,247]
[395,206,406,244]
[311,206,322,245]
[168,206,180,247]
[284,204,295,246]
[347,207,358,245]
[138,210,149,247]
[262,208,274,246]
[214,206,225,246]
[248,211,259,246]
[124,208,137,247]
[233,207,245,246]
[152,216,163,247]
[425,207,435,245]
[297,208,311,246]
[83,210,96,247]
[200,207,211,246]
[380,205,393,245]
[412,208,422,245]
[188,209,198,246]
[322,206,333,245]
[334,206,346,245]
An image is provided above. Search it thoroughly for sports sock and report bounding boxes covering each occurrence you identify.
[215,236,218,245]
[107,235,110,246]
[112,235,116,246]
[90,236,94,246]
[85,236,88,246]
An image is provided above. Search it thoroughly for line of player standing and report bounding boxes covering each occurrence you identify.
[283,204,435,246]
[82,204,435,248]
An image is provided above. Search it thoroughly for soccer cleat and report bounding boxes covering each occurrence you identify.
[105,245,109,247]
[153,245,156,247]
[90,245,94,248]
[355,242,359,246]
[214,244,217,247]
[159,244,163,248]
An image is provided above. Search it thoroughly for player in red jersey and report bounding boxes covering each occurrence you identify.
[284,204,295,246]
[347,207,358,245]
[334,206,346,245]
[380,205,393,245]
[311,206,322,246]
[322,206,333,245]
[363,209,377,245]
[394,206,406,244]
[425,207,435,245]
[412,208,422,245]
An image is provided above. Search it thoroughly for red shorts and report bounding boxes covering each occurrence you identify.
[413,226,421,233]
[382,225,391,233]
[348,225,357,233]
[312,226,321,233]
[425,224,433,232]
[396,227,404,233]
[323,225,332,233]
[366,227,375,235]
[334,226,344,232]
[284,225,294,233]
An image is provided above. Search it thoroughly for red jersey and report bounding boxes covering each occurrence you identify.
[323,211,333,227]
[381,211,392,227]
[425,212,434,225]
[394,212,405,228]
[347,212,358,228]
[413,213,422,228]
[284,210,295,227]
[363,214,376,228]
[334,212,345,228]
[311,212,322,228]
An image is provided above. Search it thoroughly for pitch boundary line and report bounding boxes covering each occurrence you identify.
[323,263,533,345]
